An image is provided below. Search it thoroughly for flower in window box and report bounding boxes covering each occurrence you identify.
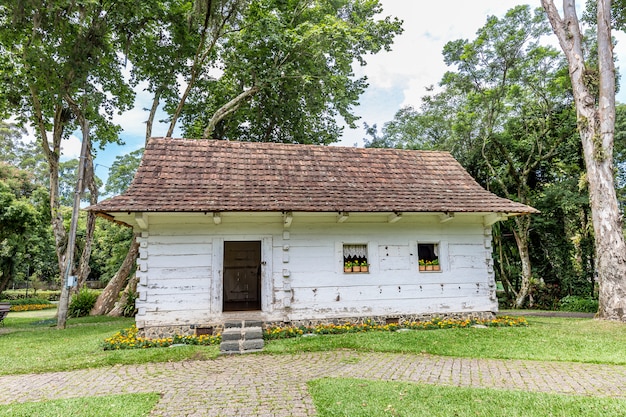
[360,260,369,273]
[419,259,426,271]
[432,258,440,271]
[344,261,353,273]
[425,260,434,271]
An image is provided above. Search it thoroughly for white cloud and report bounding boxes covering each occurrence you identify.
[359,1,535,106]
[61,134,83,161]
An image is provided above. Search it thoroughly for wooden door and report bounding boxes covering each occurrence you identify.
[223,241,262,311]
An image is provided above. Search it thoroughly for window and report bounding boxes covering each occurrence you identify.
[343,244,369,273]
[418,243,440,271]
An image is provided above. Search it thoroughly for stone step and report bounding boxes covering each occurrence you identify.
[224,320,263,329]
[220,321,265,354]
[221,327,263,341]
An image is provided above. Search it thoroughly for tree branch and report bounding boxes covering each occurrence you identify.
[203,85,260,138]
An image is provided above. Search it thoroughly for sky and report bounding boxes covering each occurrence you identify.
[53,1,626,185]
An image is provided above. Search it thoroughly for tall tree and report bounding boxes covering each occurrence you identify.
[542,0,626,320]
[175,0,402,143]
[369,6,571,307]
[0,163,46,296]
[0,1,142,327]
[127,0,246,140]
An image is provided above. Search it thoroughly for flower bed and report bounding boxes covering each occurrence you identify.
[9,304,56,312]
[103,325,221,350]
[264,316,528,340]
[104,317,528,350]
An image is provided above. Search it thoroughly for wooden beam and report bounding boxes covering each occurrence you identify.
[337,212,349,223]
[212,212,221,225]
[387,212,402,223]
[135,212,149,230]
[439,212,455,223]
[484,213,508,227]
[283,211,293,228]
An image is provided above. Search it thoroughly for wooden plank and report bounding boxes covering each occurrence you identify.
[146,266,211,279]
[142,295,210,310]
[286,296,497,319]
[379,244,411,270]
[147,254,211,268]
[291,283,491,304]
[146,279,211,294]
[148,234,214,245]
[147,243,212,257]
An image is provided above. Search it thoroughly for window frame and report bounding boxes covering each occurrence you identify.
[343,243,369,273]
[417,241,441,272]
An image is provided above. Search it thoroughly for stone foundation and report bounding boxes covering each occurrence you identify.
[137,311,496,338]
[139,325,196,339]
[264,311,496,329]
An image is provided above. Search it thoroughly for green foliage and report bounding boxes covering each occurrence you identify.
[121,291,138,317]
[1,297,51,306]
[365,5,594,307]
[0,290,61,301]
[309,378,626,417]
[58,159,102,206]
[559,296,599,313]
[364,105,440,150]
[0,162,57,295]
[177,0,403,143]
[68,288,99,318]
[104,149,144,196]
[0,0,139,143]
[89,219,134,283]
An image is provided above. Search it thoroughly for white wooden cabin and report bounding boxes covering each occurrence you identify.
[90,138,536,337]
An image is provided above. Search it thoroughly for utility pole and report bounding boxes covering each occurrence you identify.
[56,119,89,329]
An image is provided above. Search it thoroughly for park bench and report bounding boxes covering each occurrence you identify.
[0,302,10,326]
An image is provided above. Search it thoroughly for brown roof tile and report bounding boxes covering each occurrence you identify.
[89,138,537,214]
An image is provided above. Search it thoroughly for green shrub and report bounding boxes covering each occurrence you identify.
[68,288,99,318]
[559,295,598,313]
[0,290,61,301]
[1,298,51,306]
[121,291,137,317]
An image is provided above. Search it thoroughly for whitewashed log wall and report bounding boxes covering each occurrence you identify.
[133,212,497,330]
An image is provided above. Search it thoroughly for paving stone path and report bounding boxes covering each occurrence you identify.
[0,351,625,416]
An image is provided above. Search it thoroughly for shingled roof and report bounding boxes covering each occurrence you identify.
[89,138,537,215]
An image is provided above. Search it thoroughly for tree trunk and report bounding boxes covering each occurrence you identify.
[108,274,139,317]
[91,234,139,316]
[542,0,626,320]
[513,215,533,308]
[146,88,161,142]
[76,153,98,289]
[0,263,12,297]
[494,225,518,302]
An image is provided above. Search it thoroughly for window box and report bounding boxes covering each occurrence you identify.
[343,244,369,273]
[418,243,440,272]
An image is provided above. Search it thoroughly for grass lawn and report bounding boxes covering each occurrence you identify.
[264,317,626,364]
[1,311,625,416]
[309,378,626,417]
[0,393,160,417]
[0,311,219,376]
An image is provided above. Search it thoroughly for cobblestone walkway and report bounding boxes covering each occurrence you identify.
[1,351,625,416]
